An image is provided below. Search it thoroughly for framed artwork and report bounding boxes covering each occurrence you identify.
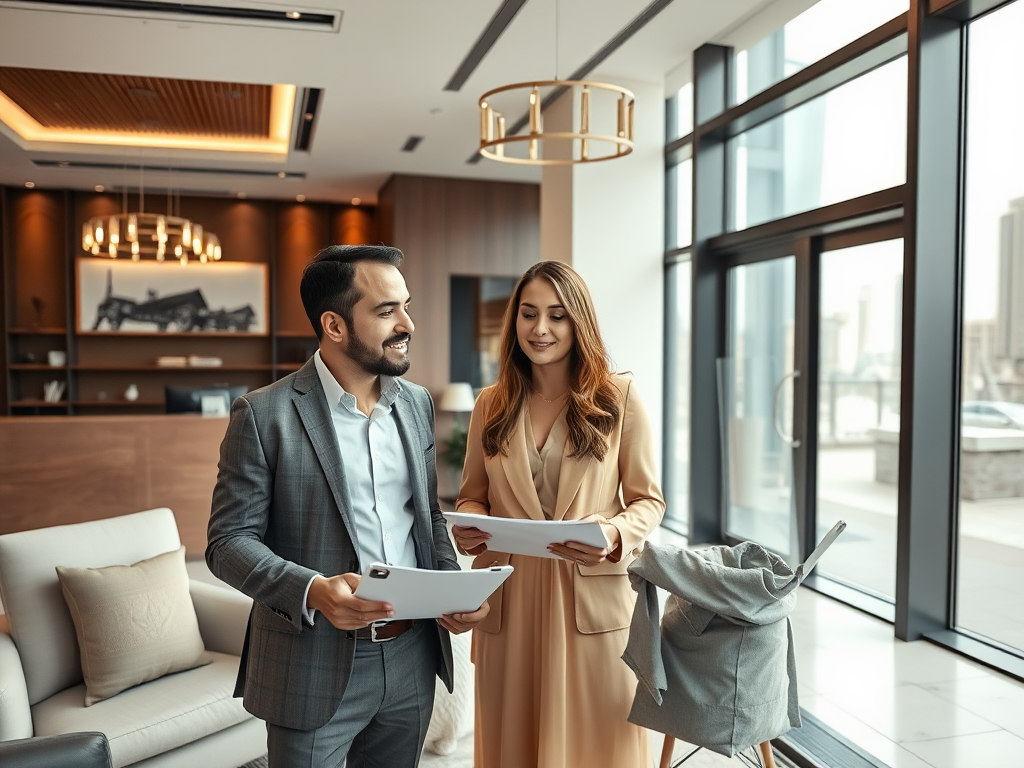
[77,258,269,335]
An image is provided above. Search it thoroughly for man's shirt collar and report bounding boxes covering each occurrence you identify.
[313,349,402,412]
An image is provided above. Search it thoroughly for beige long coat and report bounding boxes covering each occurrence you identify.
[456,374,665,767]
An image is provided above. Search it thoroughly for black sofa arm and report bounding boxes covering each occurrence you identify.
[0,732,113,768]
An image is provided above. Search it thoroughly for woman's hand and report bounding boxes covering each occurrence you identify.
[548,518,621,566]
[452,524,491,555]
[439,600,491,634]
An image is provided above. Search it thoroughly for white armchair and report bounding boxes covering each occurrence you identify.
[0,508,265,768]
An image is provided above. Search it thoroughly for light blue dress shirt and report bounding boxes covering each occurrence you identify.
[302,350,419,622]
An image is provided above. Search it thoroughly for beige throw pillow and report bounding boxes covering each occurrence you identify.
[56,546,209,706]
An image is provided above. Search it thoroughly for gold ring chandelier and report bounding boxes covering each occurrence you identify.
[82,212,222,265]
[478,80,635,165]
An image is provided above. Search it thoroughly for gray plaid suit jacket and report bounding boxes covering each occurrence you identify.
[206,358,459,731]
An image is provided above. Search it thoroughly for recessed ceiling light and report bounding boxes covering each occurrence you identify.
[237,192,247,199]
[286,11,301,19]
[296,194,306,202]
[277,172,287,179]
[351,197,361,206]
[94,185,105,192]
[24,181,35,188]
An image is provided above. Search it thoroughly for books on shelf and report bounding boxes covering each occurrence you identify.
[156,356,189,367]
[155,355,224,367]
[187,356,223,367]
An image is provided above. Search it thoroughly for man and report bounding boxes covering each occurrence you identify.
[207,244,488,767]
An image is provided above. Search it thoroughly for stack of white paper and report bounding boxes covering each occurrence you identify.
[442,512,608,559]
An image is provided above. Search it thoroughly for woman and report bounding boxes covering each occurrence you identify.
[452,260,665,768]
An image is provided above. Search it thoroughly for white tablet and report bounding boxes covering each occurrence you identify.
[354,563,513,620]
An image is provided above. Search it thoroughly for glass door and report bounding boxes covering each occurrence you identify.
[721,256,798,561]
[815,237,903,601]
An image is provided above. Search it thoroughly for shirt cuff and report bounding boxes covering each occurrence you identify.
[302,574,322,625]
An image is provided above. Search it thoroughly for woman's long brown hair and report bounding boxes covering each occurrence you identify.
[481,261,619,461]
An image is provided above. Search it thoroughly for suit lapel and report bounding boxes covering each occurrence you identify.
[291,361,361,552]
[553,449,595,521]
[500,409,546,521]
[391,391,434,568]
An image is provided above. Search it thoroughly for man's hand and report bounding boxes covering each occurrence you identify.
[307,573,394,630]
[439,600,490,634]
[451,524,491,555]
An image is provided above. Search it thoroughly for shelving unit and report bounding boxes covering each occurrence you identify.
[2,185,375,416]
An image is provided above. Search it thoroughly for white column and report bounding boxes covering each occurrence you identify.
[540,78,666,466]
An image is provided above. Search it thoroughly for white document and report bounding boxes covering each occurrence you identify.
[443,511,609,559]
[354,563,513,621]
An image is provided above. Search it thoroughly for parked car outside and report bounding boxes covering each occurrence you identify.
[961,401,1024,429]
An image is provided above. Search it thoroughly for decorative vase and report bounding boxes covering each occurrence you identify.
[124,384,139,402]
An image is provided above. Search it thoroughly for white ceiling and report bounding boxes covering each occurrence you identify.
[0,0,780,204]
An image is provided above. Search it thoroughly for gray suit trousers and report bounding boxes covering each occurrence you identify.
[267,621,440,768]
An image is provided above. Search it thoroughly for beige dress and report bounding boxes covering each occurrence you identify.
[471,404,652,768]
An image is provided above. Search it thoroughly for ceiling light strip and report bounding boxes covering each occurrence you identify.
[32,160,306,179]
[0,0,340,30]
[294,88,322,152]
[444,0,529,92]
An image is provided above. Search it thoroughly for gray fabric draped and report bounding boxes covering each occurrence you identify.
[622,541,803,757]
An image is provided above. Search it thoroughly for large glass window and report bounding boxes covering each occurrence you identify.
[956,0,1024,655]
[817,238,904,601]
[731,56,907,231]
[735,0,908,103]
[674,82,693,139]
[668,159,693,250]
[664,262,692,530]
[723,257,797,559]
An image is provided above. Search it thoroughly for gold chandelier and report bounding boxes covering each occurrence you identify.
[478,79,635,165]
[82,213,221,265]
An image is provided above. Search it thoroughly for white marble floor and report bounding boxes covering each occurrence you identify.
[420,583,1024,768]
[788,587,1024,768]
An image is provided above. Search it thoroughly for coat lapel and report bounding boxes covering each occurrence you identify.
[553,447,596,521]
[500,410,546,521]
[291,360,361,553]
[391,390,434,569]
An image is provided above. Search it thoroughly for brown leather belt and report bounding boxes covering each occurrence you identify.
[354,619,417,642]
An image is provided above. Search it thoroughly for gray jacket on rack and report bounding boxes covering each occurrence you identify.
[622,541,802,756]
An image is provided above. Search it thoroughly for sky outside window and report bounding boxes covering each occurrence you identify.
[735,0,908,104]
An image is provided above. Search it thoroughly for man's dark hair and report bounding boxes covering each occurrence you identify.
[300,245,404,340]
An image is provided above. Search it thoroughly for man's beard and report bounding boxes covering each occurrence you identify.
[346,330,411,377]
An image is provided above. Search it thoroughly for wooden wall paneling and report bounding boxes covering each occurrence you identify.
[176,196,273,265]
[276,202,329,334]
[0,416,149,530]
[331,205,376,245]
[73,191,120,238]
[394,175,449,393]
[12,188,67,329]
[1,187,9,412]
[377,177,395,246]
[382,174,540,397]
[0,414,227,554]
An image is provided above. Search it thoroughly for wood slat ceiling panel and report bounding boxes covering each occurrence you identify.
[0,68,271,137]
